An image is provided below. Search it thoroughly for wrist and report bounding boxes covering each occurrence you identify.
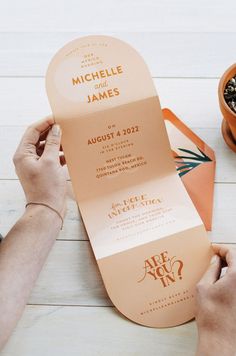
[25,193,67,219]
[24,203,63,230]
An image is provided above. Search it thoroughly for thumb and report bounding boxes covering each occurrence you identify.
[199,255,221,285]
[43,124,61,159]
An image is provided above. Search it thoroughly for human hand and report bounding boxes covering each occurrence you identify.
[195,244,236,356]
[13,117,67,217]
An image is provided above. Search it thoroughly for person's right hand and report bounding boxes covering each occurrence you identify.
[13,117,67,218]
[195,244,236,356]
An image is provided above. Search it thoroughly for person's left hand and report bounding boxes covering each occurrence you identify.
[13,117,67,218]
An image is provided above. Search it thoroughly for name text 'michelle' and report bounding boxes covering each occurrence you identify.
[71,65,123,85]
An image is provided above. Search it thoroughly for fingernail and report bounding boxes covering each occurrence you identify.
[210,255,217,264]
[52,124,61,136]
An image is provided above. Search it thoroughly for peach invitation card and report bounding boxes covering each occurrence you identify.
[46,35,213,327]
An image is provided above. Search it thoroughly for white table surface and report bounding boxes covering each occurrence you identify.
[0,1,236,355]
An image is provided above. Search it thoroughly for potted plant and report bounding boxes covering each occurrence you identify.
[218,63,236,152]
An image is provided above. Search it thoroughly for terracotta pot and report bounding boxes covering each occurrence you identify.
[218,63,236,152]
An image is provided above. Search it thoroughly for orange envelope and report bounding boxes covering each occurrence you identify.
[45,35,213,328]
[163,109,216,231]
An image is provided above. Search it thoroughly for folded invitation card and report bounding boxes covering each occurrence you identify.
[46,35,213,327]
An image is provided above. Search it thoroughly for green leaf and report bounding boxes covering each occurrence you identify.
[174,146,212,177]
[179,170,191,177]
[176,162,200,171]
[175,147,212,163]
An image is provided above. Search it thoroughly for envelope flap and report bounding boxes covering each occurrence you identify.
[163,108,215,162]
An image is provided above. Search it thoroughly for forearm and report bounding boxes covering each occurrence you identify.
[0,205,61,349]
